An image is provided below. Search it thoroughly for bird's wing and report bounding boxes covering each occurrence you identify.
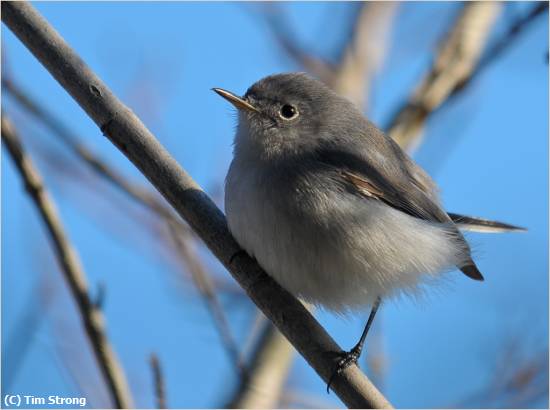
[338,169,445,222]
[314,139,484,281]
[315,145,450,224]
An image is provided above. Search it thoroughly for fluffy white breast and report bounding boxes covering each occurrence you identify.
[225,152,469,314]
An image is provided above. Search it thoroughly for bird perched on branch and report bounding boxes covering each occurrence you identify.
[214,72,524,389]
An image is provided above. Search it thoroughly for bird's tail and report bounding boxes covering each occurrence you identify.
[460,263,484,281]
[448,212,526,233]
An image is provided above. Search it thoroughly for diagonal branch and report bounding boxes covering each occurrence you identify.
[260,3,335,84]
[445,2,549,106]
[1,2,391,407]
[331,2,398,110]
[386,2,501,151]
[166,221,247,377]
[227,317,295,409]
[3,75,244,376]
[2,76,183,225]
[262,2,398,111]
[1,114,133,409]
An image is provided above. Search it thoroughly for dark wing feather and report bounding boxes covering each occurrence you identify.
[316,147,451,224]
[314,141,483,281]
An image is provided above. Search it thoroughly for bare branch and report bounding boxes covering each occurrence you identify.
[386,2,501,151]
[166,221,246,377]
[3,75,244,376]
[2,76,183,226]
[1,114,133,409]
[259,3,335,84]
[227,320,295,408]
[3,274,55,391]
[262,2,398,111]
[149,353,167,409]
[1,2,392,407]
[332,2,398,110]
[446,2,549,104]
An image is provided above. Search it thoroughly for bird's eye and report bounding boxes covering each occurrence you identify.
[279,104,298,120]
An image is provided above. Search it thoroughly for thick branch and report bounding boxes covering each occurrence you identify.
[3,76,244,378]
[1,2,392,408]
[1,115,133,409]
[386,2,501,150]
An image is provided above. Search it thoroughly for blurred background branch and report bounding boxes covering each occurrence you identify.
[227,319,294,409]
[386,2,501,151]
[1,114,133,409]
[446,1,549,105]
[149,353,167,409]
[2,75,245,379]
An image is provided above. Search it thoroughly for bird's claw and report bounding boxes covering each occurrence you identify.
[326,346,362,393]
[229,249,247,265]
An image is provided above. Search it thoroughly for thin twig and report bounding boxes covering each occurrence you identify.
[167,221,247,377]
[1,114,133,409]
[149,353,167,409]
[4,274,55,391]
[259,3,335,84]
[3,75,244,377]
[2,76,182,224]
[386,2,501,151]
[1,2,392,407]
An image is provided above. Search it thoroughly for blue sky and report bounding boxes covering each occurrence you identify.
[2,2,548,408]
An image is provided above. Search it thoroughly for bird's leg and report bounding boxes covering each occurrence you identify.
[327,296,382,393]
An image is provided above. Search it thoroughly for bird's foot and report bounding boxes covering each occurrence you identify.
[326,345,362,393]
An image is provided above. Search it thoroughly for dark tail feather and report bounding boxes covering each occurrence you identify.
[460,264,484,281]
[448,212,527,233]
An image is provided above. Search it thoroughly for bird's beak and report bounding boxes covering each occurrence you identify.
[212,88,259,113]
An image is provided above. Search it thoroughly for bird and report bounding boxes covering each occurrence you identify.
[213,72,524,388]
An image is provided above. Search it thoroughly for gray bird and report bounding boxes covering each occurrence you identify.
[214,73,524,386]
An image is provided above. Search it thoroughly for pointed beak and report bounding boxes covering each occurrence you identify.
[212,88,259,113]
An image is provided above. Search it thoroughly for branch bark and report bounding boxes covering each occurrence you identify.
[1,114,133,409]
[386,2,501,151]
[1,2,392,408]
